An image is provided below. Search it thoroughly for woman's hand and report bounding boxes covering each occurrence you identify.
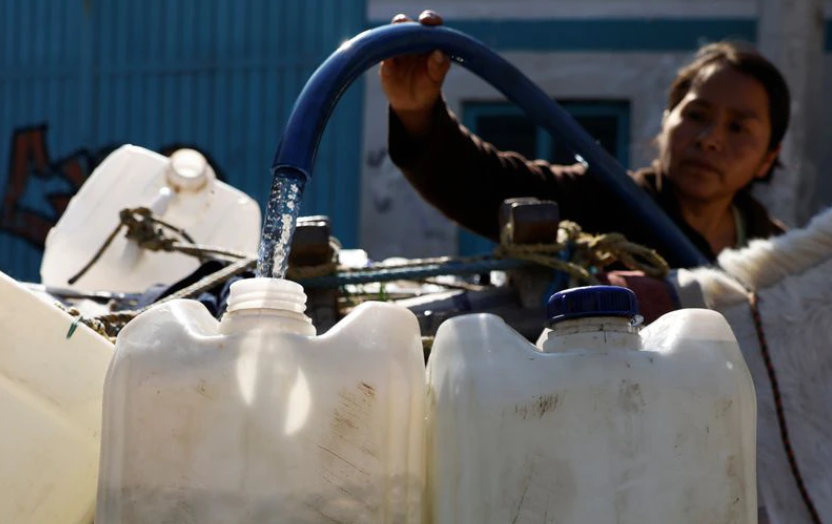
[378,10,451,136]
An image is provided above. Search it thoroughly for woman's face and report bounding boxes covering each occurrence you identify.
[658,63,779,205]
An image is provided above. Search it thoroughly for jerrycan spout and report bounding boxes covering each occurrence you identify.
[219,277,317,337]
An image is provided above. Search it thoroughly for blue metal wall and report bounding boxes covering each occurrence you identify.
[0,0,366,282]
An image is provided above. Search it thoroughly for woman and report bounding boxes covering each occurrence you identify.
[379,11,790,268]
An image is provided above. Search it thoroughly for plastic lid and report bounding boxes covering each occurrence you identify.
[547,285,638,325]
[166,148,214,191]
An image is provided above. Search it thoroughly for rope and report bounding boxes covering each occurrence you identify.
[59,304,115,342]
[748,292,823,524]
[495,225,596,285]
[422,278,488,292]
[295,258,532,288]
[295,220,669,289]
[494,220,669,284]
[61,208,669,339]
[72,208,667,291]
[580,232,669,278]
[64,256,257,341]
[563,220,668,278]
[146,257,256,309]
[67,207,248,286]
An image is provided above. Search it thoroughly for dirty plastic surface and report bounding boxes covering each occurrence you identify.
[41,145,261,292]
[0,270,113,523]
[427,308,757,523]
[96,278,425,523]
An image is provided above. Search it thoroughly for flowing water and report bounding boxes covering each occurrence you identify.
[257,170,306,279]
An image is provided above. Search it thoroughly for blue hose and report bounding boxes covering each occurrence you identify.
[269,23,709,268]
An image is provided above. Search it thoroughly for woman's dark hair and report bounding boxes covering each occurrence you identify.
[666,41,791,182]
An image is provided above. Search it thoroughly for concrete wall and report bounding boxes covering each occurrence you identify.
[756,0,826,226]
[816,54,832,215]
[360,0,832,260]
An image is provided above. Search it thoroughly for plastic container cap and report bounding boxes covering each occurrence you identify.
[547,285,639,325]
[166,148,212,191]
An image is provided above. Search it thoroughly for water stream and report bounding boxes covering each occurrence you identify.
[257,170,306,279]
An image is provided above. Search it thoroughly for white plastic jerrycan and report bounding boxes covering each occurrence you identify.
[95,277,426,523]
[0,270,114,524]
[427,285,757,524]
[41,145,261,293]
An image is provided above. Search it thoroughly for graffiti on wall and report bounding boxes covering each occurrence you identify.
[0,124,225,248]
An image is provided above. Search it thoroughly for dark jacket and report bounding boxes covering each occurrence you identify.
[388,100,786,268]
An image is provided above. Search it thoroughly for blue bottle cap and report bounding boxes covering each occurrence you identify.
[547,285,639,325]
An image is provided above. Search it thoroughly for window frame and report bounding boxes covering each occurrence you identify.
[458,99,631,256]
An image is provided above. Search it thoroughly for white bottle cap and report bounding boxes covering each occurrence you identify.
[166,148,215,192]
